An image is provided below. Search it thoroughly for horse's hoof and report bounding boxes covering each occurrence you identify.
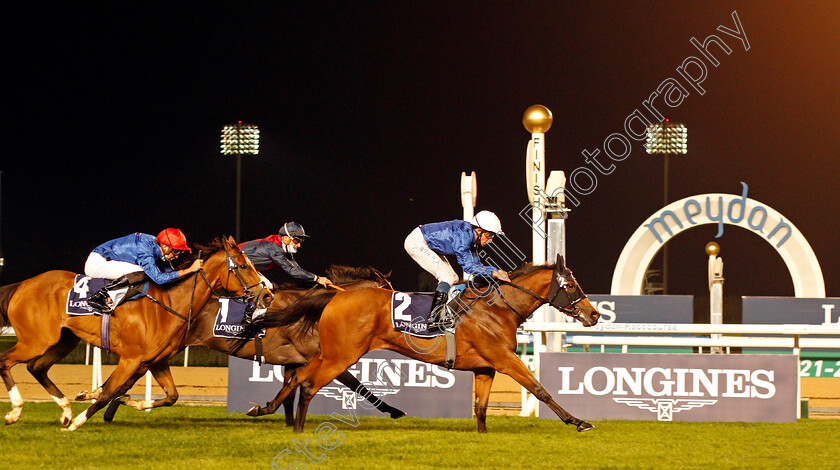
[60,415,72,428]
[577,421,595,432]
[245,403,262,417]
[74,391,88,401]
[390,410,406,419]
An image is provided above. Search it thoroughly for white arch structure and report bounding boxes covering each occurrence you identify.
[611,187,825,297]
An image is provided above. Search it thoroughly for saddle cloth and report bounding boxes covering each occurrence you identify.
[66,275,147,316]
[213,298,265,338]
[390,291,446,338]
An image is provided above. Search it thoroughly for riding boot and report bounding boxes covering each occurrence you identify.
[87,275,132,313]
[121,271,149,300]
[427,290,448,331]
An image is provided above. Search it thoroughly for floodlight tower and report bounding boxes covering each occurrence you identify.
[645,121,687,294]
[221,122,260,241]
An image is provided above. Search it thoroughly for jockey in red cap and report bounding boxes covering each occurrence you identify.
[84,228,204,313]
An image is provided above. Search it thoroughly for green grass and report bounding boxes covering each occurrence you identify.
[1,403,838,469]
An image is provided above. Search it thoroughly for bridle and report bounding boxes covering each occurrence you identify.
[212,245,268,306]
[461,266,588,323]
[141,243,269,323]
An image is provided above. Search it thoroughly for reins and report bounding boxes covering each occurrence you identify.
[456,272,586,322]
[138,247,259,324]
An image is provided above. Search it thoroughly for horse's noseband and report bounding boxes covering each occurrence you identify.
[547,269,587,319]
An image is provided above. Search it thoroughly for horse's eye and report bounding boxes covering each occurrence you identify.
[565,284,577,292]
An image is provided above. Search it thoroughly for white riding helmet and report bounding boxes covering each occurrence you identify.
[471,210,504,235]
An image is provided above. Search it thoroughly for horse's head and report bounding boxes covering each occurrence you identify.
[545,255,599,327]
[207,236,274,309]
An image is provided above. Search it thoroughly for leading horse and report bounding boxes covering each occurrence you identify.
[0,236,272,430]
[251,255,600,433]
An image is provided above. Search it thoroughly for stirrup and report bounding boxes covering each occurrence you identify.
[87,291,114,313]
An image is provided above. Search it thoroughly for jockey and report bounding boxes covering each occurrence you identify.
[238,221,334,323]
[404,210,510,330]
[84,228,204,313]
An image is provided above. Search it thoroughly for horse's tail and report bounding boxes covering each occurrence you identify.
[0,282,22,328]
[261,290,338,334]
[229,289,339,354]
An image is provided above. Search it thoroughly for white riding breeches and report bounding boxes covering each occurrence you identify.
[84,252,144,280]
[404,227,459,286]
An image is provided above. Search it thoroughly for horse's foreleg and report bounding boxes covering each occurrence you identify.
[65,359,144,431]
[25,332,81,427]
[121,363,179,412]
[494,354,593,432]
[335,370,406,419]
[246,357,322,417]
[293,358,359,434]
[473,369,496,434]
[75,387,103,401]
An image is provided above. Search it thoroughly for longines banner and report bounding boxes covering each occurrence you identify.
[227,350,473,418]
[539,353,797,422]
[566,295,694,352]
[587,295,693,323]
[742,297,840,325]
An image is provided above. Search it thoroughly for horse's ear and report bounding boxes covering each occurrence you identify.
[225,236,236,249]
[557,254,566,269]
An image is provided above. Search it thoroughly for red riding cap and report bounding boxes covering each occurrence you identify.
[156,228,192,253]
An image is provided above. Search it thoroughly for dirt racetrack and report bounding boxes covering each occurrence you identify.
[7,364,228,405]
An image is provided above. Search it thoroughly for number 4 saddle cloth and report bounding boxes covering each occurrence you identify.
[66,274,147,315]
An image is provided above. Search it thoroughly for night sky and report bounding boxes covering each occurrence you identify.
[3,2,839,299]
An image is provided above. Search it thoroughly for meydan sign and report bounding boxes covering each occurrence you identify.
[611,182,825,297]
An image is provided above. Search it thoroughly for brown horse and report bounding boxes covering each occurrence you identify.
[0,236,272,430]
[95,266,405,423]
[251,255,600,433]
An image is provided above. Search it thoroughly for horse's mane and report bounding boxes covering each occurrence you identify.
[451,262,555,288]
[192,238,228,260]
[163,238,231,288]
[508,262,555,279]
[325,265,389,283]
[272,264,389,289]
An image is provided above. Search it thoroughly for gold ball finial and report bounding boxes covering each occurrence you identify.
[705,242,720,256]
[523,105,553,134]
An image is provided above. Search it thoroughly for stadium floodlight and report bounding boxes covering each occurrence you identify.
[645,121,687,295]
[221,122,260,155]
[221,122,260,241]
[646,121,687,155]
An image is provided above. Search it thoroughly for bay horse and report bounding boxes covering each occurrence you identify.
[251,255,600,433]
[0,236,272,430]
[94,265,405,423]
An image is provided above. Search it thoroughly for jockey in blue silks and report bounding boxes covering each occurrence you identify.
[84,228,204,313]
[404,210,510,330]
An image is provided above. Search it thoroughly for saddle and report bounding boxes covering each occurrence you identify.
[66,275,148,316]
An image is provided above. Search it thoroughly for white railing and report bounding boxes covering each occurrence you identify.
[1,326,14,336]
[524,322,840,353]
